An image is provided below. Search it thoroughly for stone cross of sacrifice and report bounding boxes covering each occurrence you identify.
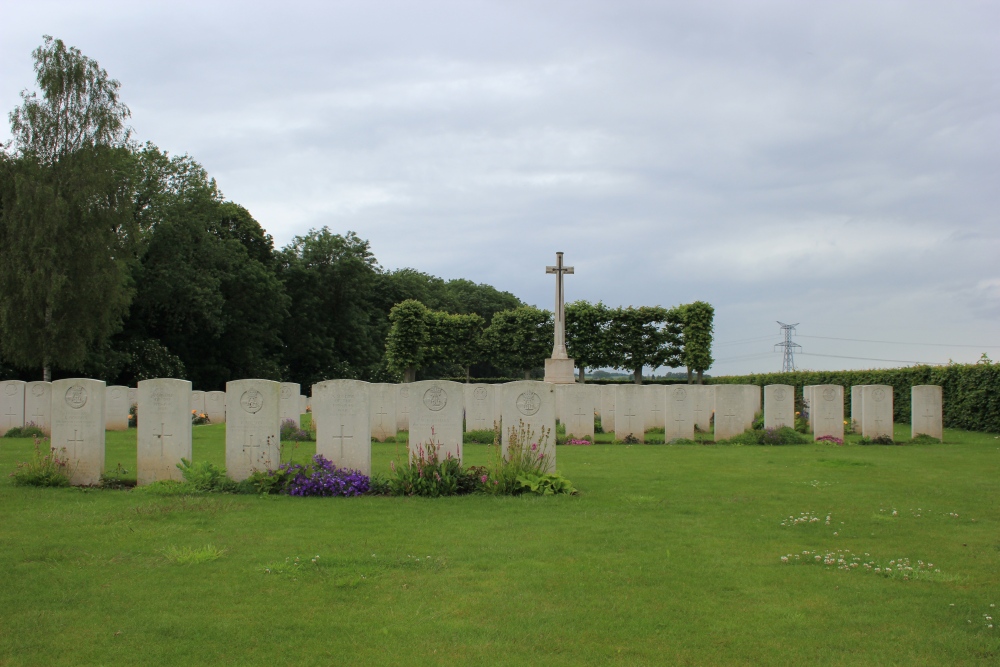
[545,252,574,360]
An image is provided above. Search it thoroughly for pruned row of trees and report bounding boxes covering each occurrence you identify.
[385,299,715,384]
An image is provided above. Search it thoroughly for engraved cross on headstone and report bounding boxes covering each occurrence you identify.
[153,422,173,456]
[331,423,353,459]
[921,405,936,431]
[545,252,574,359]
[573,404,589,430]
[375,402,389,430]
[68,429,84,448]
[623,406,639,433]
[243,433,263,463]
[4,404,17,428]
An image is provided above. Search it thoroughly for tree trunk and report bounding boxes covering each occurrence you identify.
[523,370,531,380]
[578,366,585,383]
[633,368,642,385]
[697,370,704,385]
[404,367,416,383]
[686,367,693,384]
[465,366,470,383]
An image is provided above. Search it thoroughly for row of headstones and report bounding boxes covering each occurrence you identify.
[3,377,944,488]
[10,377,560,487]
[0,380,317,437]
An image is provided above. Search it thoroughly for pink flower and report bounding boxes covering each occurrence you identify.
[480,475,487,484]
[531,443,537,451]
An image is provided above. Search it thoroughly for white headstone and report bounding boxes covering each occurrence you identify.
[128,387,138,408]
[51,379,105,485]
[742,385,761,429]
[663,385,694,441]
[911,385,943,440]
[644,385,666,430]
[850,385,866,434]
[396,384,410,431]
[561,383,596,441]
[501,381,556,471]
[714,385,746,441]
[313,379,371,475]
[409,380,464,462]
[370,383,397,442]
[105,385,130,431]
[225,379,281,481]
[803,385,819,432]
[691,385,714,434]
[279,382,301,428]
[191,390,206,416]
[464,383,496,432]
[764,385,795,430]
[600,385,616,432]
[205,391,227,424]
[812,385,844,441]
[0,380,23,433]
[137,378,192,485]
[861,385,893,439]
[614,384,645,443]
[25,381,51,436]
[0,380,26,436]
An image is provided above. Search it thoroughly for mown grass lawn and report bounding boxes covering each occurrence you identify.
[1,422,998,666]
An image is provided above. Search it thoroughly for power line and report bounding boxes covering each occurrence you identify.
[798,352,944,365]
[714,352,777,364]
[715,335,780,347]
[797,334,1000,348]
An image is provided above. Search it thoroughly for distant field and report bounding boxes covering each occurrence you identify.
[1,423,998,666]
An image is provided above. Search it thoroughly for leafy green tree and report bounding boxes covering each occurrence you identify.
[385,300,430,382]
[276,228,383,387]
[606,306,683,384]
[0,37,139,380]
[117,146,287,388]
[679,301,715,384]
[565,300,613,382]
[481,306,553,379]
[424,311,485,381]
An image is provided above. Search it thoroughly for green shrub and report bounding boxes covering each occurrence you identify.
[724,427,808,446]
[100,462,134,489]
[4,422,46,438]
[515,473,577,496]
[464,429,496,444]
[176,458,237,492]
[367,473,391,495]
[389,437,464,497]
[858,435,896,446]
[9,441,70,487]
[483,420,556,496]
[910,434,940,445]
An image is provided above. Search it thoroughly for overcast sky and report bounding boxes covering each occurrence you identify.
[2,1,998,375]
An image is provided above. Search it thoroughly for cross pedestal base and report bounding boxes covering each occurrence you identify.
[543,357,577,384]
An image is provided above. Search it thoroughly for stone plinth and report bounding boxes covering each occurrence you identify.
[52,379,106,485]
[1,380,26,436]
[409,380,464,462]
[105,385,130,431]
[614,385,645,443]
[25,381,51,436]
[370,383,396,442]
[137,378,192,485]
[501,381,556,471]
[714,385,747,441]
[313,379,371,475]
[543,357,576,384]
[812,385,844,441]
[561,384,595,441]
[911,385,943,440]
[664,385,694,442]
[464,384,496,432]
[861,385,893,439]
[764,385,795,430]
[226,379,281,481]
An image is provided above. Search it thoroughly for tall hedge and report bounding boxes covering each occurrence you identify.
[710,363,1000,433]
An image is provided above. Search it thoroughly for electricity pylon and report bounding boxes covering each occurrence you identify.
[775,322,802,372]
